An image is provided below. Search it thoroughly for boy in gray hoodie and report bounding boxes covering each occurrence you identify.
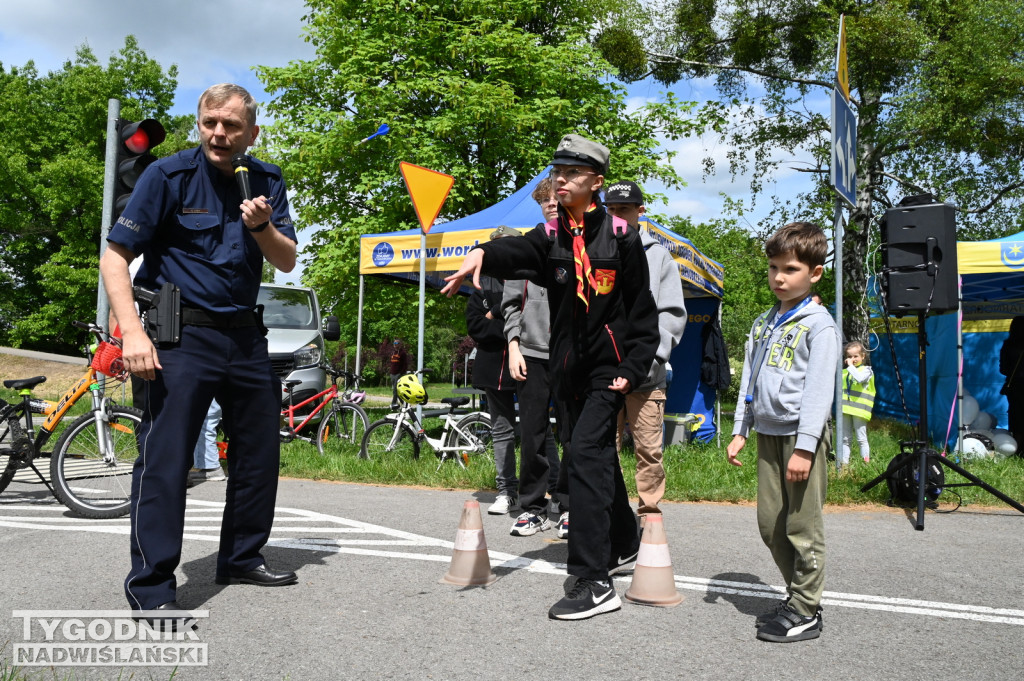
[727,221,840,643]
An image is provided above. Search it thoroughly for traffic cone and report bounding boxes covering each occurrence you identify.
[441,500,497,586]
[624,514,683,606]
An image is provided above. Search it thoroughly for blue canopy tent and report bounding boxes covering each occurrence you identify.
[871,230,1024,448]
[356,171,727,441]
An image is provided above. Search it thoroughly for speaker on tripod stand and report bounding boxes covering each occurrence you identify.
[865,194,1024,529]
[880,196,958,315]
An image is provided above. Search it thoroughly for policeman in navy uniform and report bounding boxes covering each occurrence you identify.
[100,83,299,622]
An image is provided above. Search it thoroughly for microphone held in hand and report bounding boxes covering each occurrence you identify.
[231,153,252,201]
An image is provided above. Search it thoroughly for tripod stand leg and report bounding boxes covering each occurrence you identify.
[936,456,1024,514]
[915,447,928,531]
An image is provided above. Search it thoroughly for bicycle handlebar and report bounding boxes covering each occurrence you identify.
[72,320,112,345]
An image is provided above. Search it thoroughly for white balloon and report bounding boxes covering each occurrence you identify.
[961,435,989,460]
[992,433,1017,457]
[961,395,980,425]
[971,411,995,431]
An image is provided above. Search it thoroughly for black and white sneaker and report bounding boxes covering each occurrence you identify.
[754,599,788,627]
[755,603,823,642]
[549,579,621,620]
[608,546,640,576]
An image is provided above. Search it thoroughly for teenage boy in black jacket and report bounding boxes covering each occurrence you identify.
[442,134,659,620]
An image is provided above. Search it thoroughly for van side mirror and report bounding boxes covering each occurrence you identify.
[323,315,341,341]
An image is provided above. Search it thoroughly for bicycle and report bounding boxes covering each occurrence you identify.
[279,365,369,455]
[0,321,141,518]
[360,371,493,469]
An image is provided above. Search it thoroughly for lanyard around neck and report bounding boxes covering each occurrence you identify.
[744,296,812,403]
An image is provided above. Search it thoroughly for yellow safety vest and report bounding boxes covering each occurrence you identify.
[842,368,875,420]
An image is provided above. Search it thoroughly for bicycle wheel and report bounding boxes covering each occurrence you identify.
[446,412,493,460]
[362,419,420,461]
[50,406,141,519]
[316,402,369,456]
[1,413,34,493]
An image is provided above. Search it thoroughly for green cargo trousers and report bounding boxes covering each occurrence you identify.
[755,430,830,617]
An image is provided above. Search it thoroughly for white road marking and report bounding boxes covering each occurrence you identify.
[2,499,1022,626]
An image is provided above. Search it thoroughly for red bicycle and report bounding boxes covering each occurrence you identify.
[280,366,369,455]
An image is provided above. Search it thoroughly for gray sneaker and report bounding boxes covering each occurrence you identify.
[488,494,517,515]
[189,467,227,483]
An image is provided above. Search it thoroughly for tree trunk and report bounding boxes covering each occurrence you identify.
[842,90,881,345]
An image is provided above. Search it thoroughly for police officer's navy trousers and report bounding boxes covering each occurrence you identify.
[125,325,281,610]
[561,388,639,581]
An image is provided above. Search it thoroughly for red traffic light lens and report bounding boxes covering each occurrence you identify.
[125,129,150,154]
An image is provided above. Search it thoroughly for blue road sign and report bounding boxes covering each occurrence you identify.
[831,87,857,208]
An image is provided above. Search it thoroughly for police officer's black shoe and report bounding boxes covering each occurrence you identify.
[132,601,198,632]
[215,564,297,586]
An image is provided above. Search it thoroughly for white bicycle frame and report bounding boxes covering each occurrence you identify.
[385,407,487,469]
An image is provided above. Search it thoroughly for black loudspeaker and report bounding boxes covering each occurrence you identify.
[880,199,958,315]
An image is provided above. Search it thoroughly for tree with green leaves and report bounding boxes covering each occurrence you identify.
[256,0,723,353]
[599,0,1024,344]
[0,37,191,352]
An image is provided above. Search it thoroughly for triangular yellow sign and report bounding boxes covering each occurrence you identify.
[400,162,454,234]
[836,15,850,102]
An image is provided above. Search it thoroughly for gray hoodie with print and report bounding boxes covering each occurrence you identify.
[732,301,840,452]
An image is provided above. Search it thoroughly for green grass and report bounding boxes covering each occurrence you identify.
[279,409,1024,510]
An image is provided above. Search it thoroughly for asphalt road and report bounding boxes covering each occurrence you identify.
[1,475,1023,680]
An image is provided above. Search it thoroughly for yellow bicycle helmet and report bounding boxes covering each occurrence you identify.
[396,374,427,405]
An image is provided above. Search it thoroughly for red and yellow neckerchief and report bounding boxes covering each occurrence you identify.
[564,203,600,309]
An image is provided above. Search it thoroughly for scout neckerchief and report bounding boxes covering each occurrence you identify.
[743,296,813,404]
[564,202,601,310]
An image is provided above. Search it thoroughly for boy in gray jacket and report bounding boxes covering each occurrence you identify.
[727,221,839,643]
[605,181,686,519]
[499,177,564,534]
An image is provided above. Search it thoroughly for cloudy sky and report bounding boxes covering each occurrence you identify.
[0,0,818,280]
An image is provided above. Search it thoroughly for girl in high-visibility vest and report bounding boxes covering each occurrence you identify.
[841,341,875,465]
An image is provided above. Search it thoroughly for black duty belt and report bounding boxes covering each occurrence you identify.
[181,306,259,329]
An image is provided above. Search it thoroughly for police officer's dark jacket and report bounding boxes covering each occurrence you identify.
[476,201,659,395]
[107,147,298,315]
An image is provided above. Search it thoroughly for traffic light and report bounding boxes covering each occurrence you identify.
[113,118,165,220]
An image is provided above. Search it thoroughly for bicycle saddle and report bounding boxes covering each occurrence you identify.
[4,376,47,390]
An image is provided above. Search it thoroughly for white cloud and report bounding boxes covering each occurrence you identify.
[637,96,824,227]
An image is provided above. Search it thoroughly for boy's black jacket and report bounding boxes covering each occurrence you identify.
[465,276,515,391]
[477,202,659,396]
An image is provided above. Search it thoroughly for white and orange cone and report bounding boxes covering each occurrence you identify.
[624,514,683,606]
[441,500,497,586]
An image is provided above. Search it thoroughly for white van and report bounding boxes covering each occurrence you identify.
[257,284,340,413]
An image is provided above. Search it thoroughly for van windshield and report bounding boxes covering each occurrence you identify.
[257,287,317,330]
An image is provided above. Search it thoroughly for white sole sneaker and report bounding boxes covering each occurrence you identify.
[509,513,551,536]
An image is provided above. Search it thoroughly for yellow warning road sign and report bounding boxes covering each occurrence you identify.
[399,162,455,234]
[836,15,850,102]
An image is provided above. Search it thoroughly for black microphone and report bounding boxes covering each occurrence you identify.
[231,153,252,201]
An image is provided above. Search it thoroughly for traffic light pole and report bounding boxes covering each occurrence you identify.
[96,98,120,329]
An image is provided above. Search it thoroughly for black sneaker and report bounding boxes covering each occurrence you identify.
[755,603,823,642]
[548,579,621,620]
[608,546,640,576]
[754,599,788,627]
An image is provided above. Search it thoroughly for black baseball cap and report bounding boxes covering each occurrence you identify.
[604,181,644,205]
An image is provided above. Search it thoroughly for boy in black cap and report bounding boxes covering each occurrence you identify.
[605,181,686,522]
[442,134,659,620]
